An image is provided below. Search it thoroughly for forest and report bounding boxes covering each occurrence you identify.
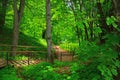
[0,0,120,80]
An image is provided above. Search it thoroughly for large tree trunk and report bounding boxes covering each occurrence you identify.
[11,0,25,56]
[0,0,8,33]
[11,0,19,56]
[46,0,53,63]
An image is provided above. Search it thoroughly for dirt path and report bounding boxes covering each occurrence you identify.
[53,46,74,62]
[0,58,7,68]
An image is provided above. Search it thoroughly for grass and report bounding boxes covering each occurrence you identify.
[60,43,79,52]
[0,27,47,47]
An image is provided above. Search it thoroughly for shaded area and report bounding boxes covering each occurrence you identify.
[0,27,46,48]
[0,66,21,80]
[0,27,47,58]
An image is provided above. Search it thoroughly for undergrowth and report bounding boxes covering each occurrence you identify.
[0,66,21,80]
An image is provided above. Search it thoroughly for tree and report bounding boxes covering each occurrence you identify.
[68,0,82,46]
[20,0,46,39]
[46,0,53,63]
[11,0,25,56]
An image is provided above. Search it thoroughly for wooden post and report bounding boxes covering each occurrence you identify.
[60,53,62,61]
[6,52,8,66]
[28,52,30,65]
[72,53,74,61]
[46,53,48,62]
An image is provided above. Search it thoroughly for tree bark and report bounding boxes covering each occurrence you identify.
[89,21,93,41]
[76,26,80,46]
[83,23,89,40]
[46,0,53,63]
[97,2,108,44]
[11,0,25,56]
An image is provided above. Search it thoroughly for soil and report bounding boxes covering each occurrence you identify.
[0,58,7,68]
[53,46,74,61]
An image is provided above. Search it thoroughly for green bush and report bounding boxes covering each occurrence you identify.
[0,66,21,80]
[72,39,120,80]
[21,62,63,80]
[60,43,78,52]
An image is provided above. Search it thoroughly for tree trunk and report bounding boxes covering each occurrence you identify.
[83,23,89,40]
[11,0,19,56]
[113,0,120,29]
[97,2,108,44]
[0,0,8,33]
[11,0,25,56]
[46,0,53,63]
[113,0,120,18]
[76,26,80,46]
[89,21,93,41]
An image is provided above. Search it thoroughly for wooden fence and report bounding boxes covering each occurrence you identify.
[0,44,47,67]
[0,44,75,67]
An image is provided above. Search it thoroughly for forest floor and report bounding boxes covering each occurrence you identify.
[53,45,73,62]
[53,46,73,74]
[0,45,73,76]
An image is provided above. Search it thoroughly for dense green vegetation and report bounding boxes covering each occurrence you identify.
[0,66,21,80]
[0,0,120,80]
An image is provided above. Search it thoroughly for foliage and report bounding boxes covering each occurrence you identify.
[20,0,46,39]
[21,62,63,80]
[106,16,120,32]
[53,60,73,67]
[0,27,47,60]
[12,55,28,60]
[0,0,120,80]
[60,43,79,52]
[72,38,120,80]
[0,66,21,80]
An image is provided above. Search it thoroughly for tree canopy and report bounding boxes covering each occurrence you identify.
[0,0,120,80]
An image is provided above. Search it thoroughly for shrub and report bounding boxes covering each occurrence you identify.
[21,62,63,80]
[0,66,21,80]
[72,40,120,80]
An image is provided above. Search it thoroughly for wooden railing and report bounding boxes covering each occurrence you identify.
[0,44,47,66]
[0,44,76,67]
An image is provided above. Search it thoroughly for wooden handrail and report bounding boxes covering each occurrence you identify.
[0,44,45,48]
[0,51,47,53]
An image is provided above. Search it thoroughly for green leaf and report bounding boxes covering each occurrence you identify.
[112,23,118,28]
[106,17,111,25]
[100,0,104,4]
[111,68,117,76]
[94,27,102,33]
